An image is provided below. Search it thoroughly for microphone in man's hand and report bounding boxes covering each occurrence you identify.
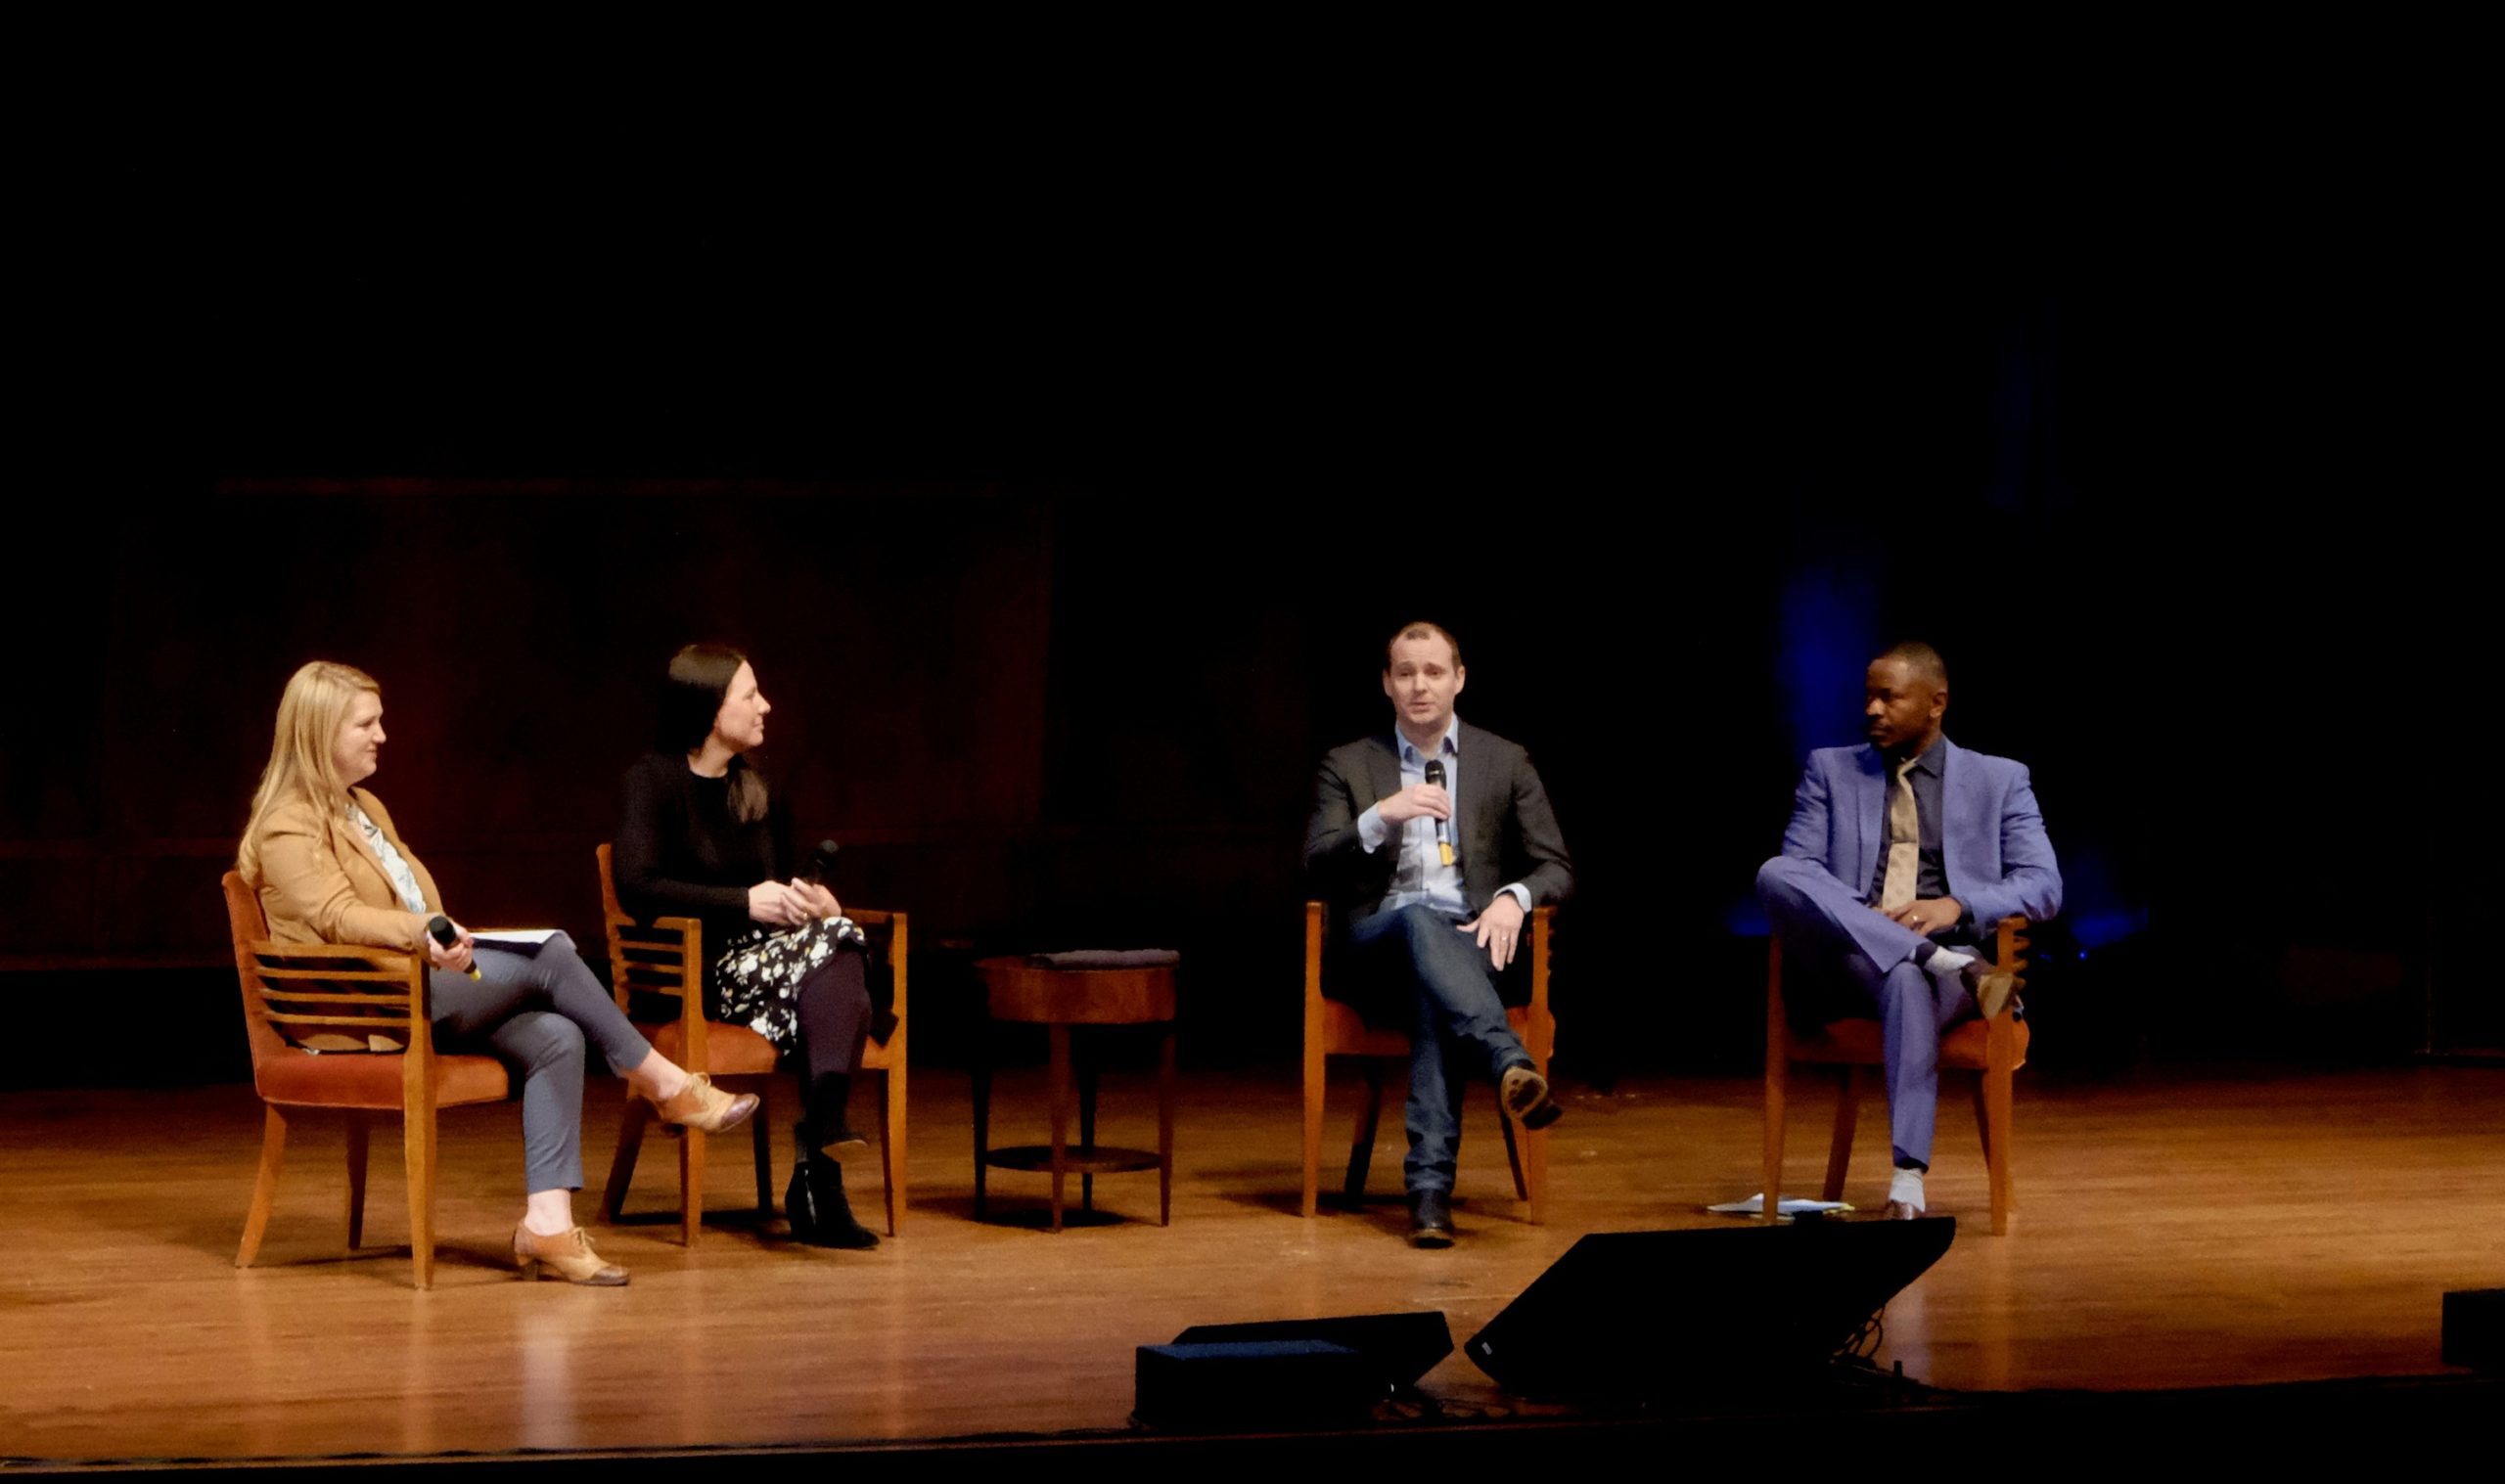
[1422,760,1455,867]
[426,914,482,979]
[802,838,841,886]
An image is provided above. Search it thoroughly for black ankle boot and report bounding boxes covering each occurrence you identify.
[786,1128,879,1248]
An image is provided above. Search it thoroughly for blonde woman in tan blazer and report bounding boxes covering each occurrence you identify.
[239,660,760,1285]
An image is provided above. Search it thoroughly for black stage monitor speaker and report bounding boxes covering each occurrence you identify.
[1135,1341,1384,1427]
[1171,1312,1453,1390]
[1466,1218,1956,1401]
[2443,1288,2501,1371]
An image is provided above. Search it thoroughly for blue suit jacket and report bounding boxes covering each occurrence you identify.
[1779,736,2062,929]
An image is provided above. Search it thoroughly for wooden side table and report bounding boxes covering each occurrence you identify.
[973,956,1177,1231]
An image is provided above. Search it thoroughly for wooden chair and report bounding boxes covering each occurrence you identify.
[1761,915,2032,1235]
[594,843,907,1244]
[221,871,511,1288]
[1298,901,1557,1221]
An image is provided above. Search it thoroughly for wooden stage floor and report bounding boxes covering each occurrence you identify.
[2,1063,2499,1464]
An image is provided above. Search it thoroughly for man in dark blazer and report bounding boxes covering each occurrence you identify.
[1755,641,2061,1220]
[1303,621,1575,1247]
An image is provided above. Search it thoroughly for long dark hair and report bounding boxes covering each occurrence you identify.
[660,643,767,824]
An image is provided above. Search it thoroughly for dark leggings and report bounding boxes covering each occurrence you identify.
[794,945,873,1147]
[709,941,873,1150]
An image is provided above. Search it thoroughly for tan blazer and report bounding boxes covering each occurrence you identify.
[251,787,446,951]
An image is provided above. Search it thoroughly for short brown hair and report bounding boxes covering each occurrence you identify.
[1385,620,1462,670]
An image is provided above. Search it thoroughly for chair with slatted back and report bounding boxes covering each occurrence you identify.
[1298,900,1557,1221]
[222,871,511,1288]
[594,843,907,1244]
[1761,915,2033,1234]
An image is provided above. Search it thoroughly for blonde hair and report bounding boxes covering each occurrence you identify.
[237,660,382,883]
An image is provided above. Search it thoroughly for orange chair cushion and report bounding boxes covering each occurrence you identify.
[652,1019,781,1076]
[256,1051,511,1109]
[1792,1015,2029,1070]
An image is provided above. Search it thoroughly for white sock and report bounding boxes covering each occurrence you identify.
[1888,1167,1927,1212]
[1920,946,1976,985]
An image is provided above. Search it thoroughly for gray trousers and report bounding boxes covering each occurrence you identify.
[1755,856,1980,1171]
[429,931,654,1194]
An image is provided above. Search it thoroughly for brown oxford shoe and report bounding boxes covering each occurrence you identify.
[652,1073,761,1135]
[514,1224,629,1285]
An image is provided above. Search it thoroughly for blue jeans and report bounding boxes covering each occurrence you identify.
[1345,904,1532,1197]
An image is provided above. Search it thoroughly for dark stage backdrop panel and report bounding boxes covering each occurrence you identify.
[2,487,1058,974]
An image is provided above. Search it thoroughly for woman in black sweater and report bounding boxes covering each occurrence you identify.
[615,643,882,1248]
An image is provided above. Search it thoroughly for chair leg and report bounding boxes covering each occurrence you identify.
[601,1100,655,1223]
[1980,1064,2017,1235]
[1047,1024,1071,1234]
[237,1104,289,1268]
[885,1055,907,1235]
[752,1090,775,1220]
[879,1065,901,1237]
[1495,1106,1547,1224]
[1762,1059,1789,1226]
[1157,1027,1175,1227]
[1300,1038,1325,1219]
[1971,1075,1994,1170]
[679,1127,706,1248]
[1343,1060,1388,1207]
[1498,1105,1528,1200]
[344,1113,369,1251]
[972,1034,991,1222]
[405,1105,436,1290]
[1822,1067,1864,1202]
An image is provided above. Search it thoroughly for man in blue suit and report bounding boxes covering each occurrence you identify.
[1755,641,2061,1220]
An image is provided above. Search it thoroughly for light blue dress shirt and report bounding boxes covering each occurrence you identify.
[1355,716,1534,922]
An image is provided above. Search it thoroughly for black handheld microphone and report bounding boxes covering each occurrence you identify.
[1422,760,1454,867]
[801,838,841,885]
[426,913,482,979]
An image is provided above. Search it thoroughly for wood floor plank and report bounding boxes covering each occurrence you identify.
[2,1065,2498,1462]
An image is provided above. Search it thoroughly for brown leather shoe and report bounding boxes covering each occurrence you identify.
[1961,962,2019,1020]
[1500,1064,1562,1130]
[653,1073,761,1135]
[514,1224,629,1285]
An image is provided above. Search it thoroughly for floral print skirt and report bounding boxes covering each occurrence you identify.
[707,915,869,1053]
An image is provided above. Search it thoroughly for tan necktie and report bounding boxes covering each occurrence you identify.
[1880,758,1920,913]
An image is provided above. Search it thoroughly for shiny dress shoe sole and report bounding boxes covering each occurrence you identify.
[654,1073,762,1137]
[1961,962,2019,1020]
[1500,1065,1562,1130]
